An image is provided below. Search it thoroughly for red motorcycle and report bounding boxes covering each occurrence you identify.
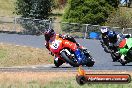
[48,34,95,67]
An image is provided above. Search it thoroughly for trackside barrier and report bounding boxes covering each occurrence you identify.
[0,17,131,38]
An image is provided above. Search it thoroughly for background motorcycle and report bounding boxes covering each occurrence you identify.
[111,34,131,62]
[100,33,130,62]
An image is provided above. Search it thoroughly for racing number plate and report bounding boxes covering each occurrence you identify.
[50,40,60,49]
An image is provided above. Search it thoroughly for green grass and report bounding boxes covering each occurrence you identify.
[43,77,132,88]
[0,49,7,59]
[0,82,41,88]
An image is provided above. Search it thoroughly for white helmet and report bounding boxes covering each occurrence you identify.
[100,27,108,33]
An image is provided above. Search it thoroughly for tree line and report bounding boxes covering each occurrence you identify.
[15,0,132,29]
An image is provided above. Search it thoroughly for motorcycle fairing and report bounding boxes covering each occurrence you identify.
[126,38,132,49]
[119,38,132,55]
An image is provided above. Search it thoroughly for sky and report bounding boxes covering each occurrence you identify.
[121,0,125,4]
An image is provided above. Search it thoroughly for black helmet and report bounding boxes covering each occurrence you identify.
[44,28,55,42]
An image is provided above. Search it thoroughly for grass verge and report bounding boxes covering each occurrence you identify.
[0,43,53,67]
[0,71,131,88]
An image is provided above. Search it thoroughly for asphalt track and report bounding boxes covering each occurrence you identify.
[0,33,132,72]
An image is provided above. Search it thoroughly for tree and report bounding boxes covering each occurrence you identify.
[63,0,114,25]
[106,8,132,28]
[15,0,52,19]
[15,0,52,35]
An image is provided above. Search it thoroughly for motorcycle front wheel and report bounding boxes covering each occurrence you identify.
[60,51,79,67]
[86,55,95,67]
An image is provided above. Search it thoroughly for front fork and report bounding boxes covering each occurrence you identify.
[60,49,75,61]
[74,48,93,65]
[60,49,82,64]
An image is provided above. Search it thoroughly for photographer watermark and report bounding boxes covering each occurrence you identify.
[76,66,131,85]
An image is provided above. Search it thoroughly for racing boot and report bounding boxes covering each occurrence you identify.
[119,55,128,65]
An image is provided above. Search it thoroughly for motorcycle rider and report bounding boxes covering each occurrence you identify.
[44,28,86,64]
[107,30,123,52]
[100,27,109,46]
